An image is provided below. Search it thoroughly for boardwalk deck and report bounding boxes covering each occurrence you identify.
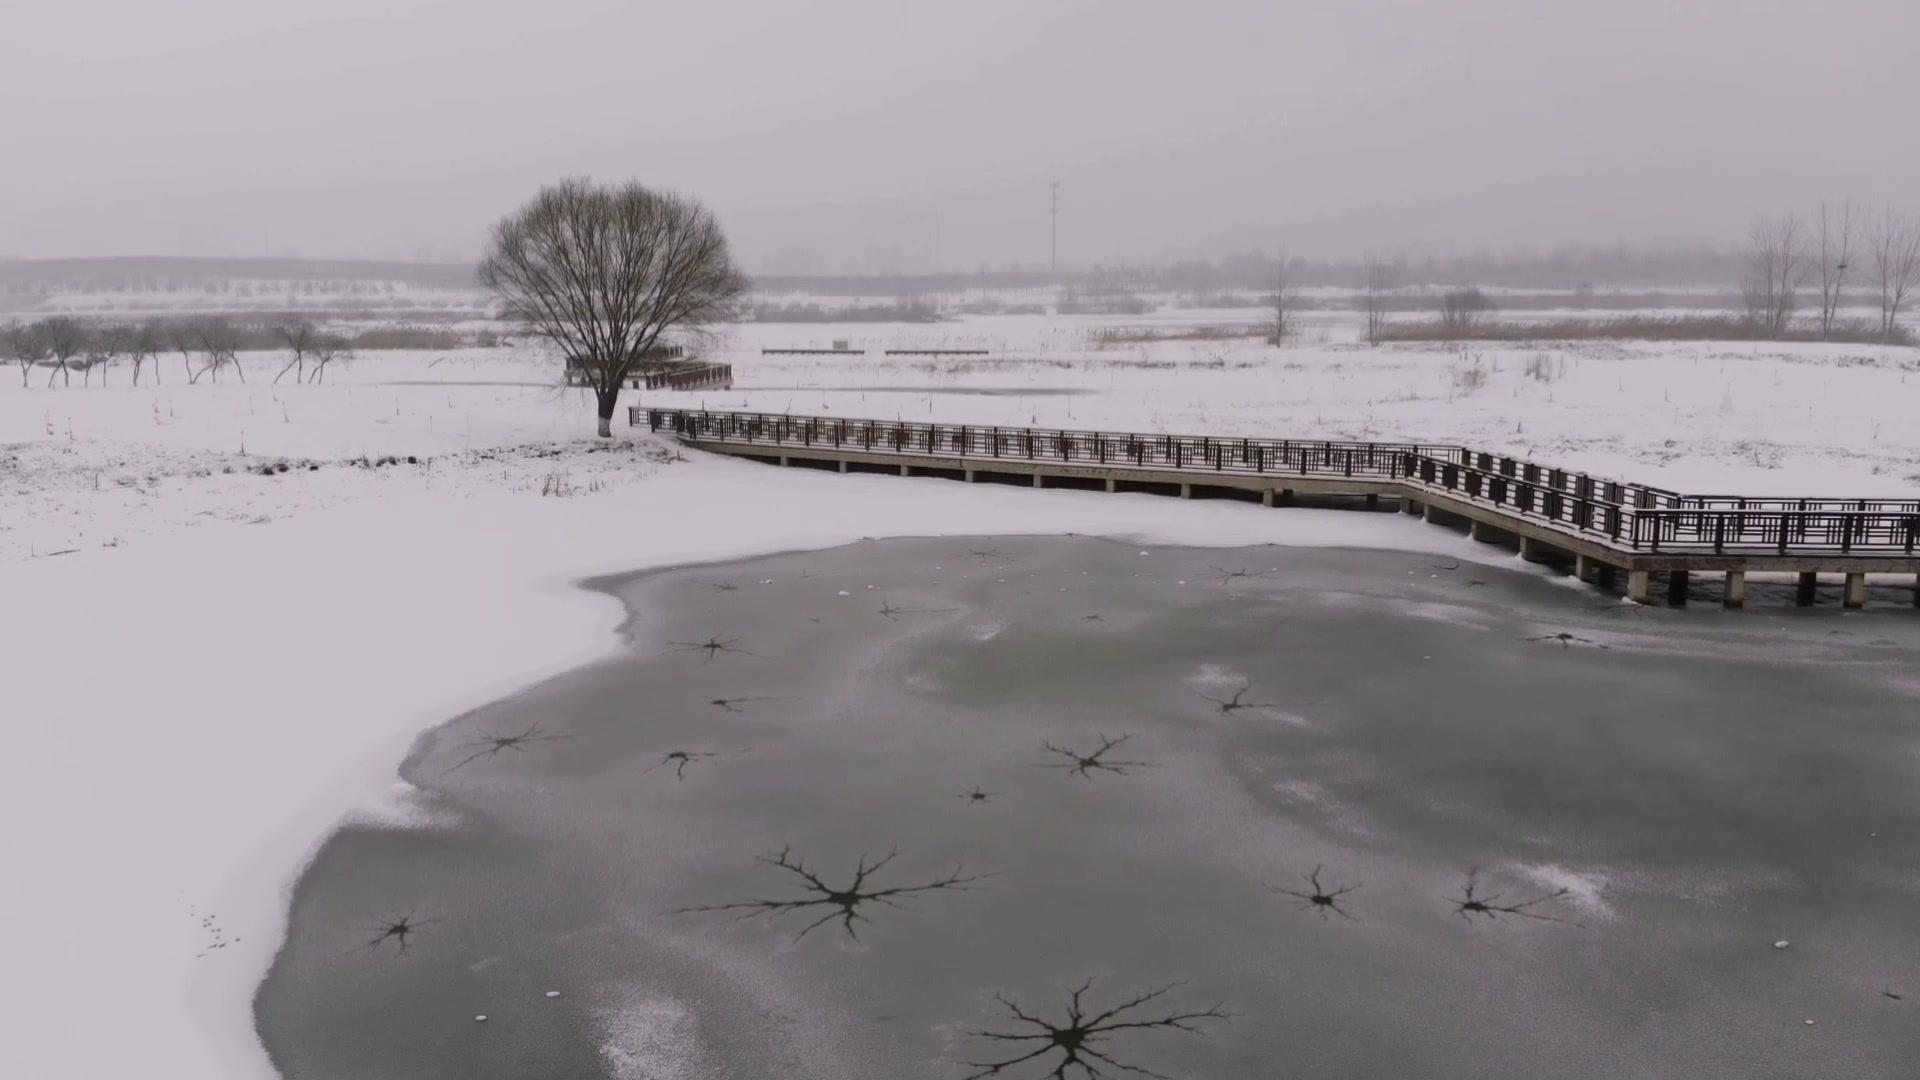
[634,407,1920,610]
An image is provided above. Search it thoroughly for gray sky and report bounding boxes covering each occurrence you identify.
[6,0,1916,272]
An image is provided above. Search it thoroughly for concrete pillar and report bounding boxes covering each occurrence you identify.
[1179,483,1193,499]
[899,464,912,477]
[963,469,977,483]
[1470,518,1503,544]
[779,454,790,467]
[1032,473,1045,489]
[1106,478,1118,493]
[1261,489,1275,507]
[1518,536,1547,563]
[1844,572,1868,610]
[1627,569,1653,604]
[837,460,849,474]
[1423,503,1444,524]
[1401,499,1421,516]
[1796,572,1818,607]
[1574,554,1599,583]
[1723,570,1747,609]
[1666,570,1689,606]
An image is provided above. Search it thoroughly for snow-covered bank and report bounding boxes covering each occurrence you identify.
[0,449,1494,1080]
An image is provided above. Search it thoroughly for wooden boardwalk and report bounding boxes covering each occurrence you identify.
[634,408,1920,610]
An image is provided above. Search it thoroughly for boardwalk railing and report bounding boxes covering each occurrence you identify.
[636,408,1920,560]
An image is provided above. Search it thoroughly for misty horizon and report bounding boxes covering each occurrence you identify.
[8,0,1918,273]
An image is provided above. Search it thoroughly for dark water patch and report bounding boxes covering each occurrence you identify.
[257,538,1920,1080]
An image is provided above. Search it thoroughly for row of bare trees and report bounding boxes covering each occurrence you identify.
[0,316,352,388]
[1746,202,1920,341]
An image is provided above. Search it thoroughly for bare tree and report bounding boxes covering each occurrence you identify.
[1360,257,1395,346]
[3,320,47,387]
[1868,205,1920,342]
[168,321,199,382]
[192,317,243,384]
[1439,286,1497,332]
[84,326,125,388]
[38,316,89,388]
[479,177,749,436]
[307,334,353,383]
[1744,212,1810,338]
[1267,253,1300,344]
[128,318,166,386]
[1815,199,1856,339]
[273,318,319,384]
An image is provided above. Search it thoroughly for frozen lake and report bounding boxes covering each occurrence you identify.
[256,538,1920,1079]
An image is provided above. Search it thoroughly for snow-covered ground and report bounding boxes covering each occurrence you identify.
[3,309,1917,1080]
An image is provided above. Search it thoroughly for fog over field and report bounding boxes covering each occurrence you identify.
[7,0,1920,270]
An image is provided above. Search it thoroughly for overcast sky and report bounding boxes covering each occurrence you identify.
[6,0,1916,272]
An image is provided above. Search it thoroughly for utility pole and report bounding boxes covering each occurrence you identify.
[1050,181,1060,276]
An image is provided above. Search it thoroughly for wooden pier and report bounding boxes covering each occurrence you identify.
[634,408,1920,611]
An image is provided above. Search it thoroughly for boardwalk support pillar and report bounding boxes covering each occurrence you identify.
[899,464,912,477]
[1667,570,1690,606]
[1179,483,1193,499]
[1261,489,1275,507]
[1423,503,1445,525]
[964,469,977,483]
[1470,518,1504,544]
[1628,569,1653,604]
[1402,499,1421,516]
[838,460,849,474]
[1724,570,1747,609]
[779,454,790,467]
[1796,572,1818,606]
[1106,478,1118,493]
[1575,554,1599,583]
[1518,536,1548,563]
[1032,473,1045,489]
[1845,572,1868,610]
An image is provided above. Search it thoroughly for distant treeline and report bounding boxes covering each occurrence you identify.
[0,256,480,294]
[1379,315,1915,347]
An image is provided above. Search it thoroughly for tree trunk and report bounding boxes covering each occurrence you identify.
[595,385,619,438]
[232,357,246,384]
[133,359,142,387]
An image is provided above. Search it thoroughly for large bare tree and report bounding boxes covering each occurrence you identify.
[1867,205,1920,342]
[479,177,749,436]
[1744,212,1810,337]
[1815,199,1856,339]
[307,334,352,383]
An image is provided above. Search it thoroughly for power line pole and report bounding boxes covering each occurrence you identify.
[1050,181,1060,276]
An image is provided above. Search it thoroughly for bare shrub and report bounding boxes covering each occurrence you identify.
[1523,352,1566,382]
[1438,286,1497,331]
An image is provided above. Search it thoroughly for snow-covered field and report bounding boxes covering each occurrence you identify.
[3,309,1917,1080]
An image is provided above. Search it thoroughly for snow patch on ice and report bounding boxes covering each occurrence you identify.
[968,621,1006,642]
[1512,862,1615,919]
[595,993,717,1080]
